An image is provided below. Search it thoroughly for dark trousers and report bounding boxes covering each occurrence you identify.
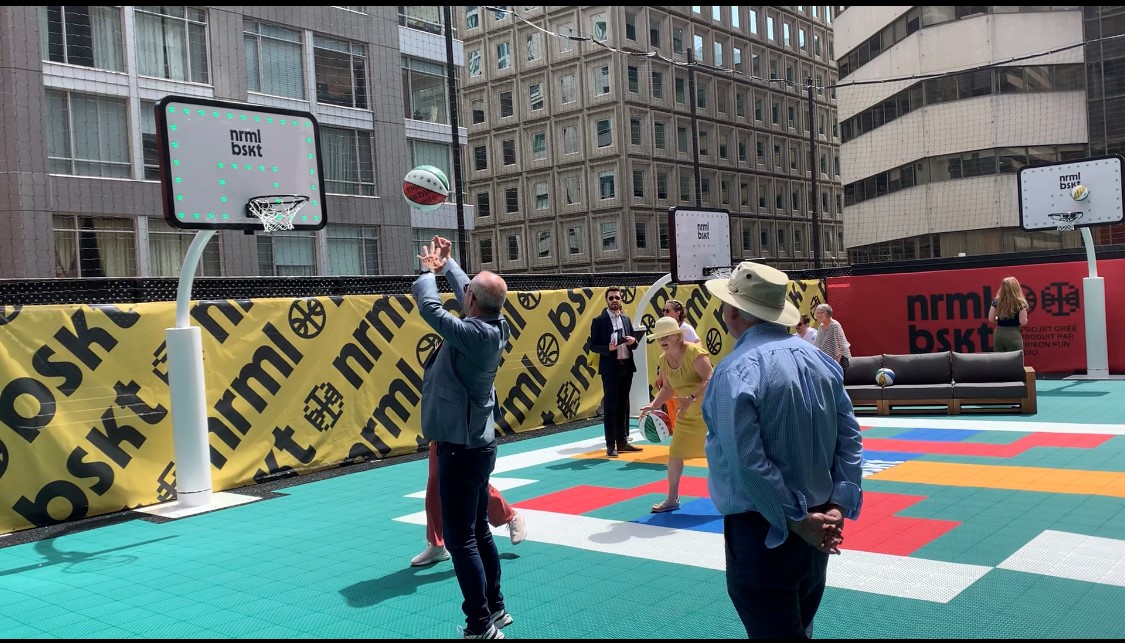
[600,367,634,449]
[437,441,503,635]
[724,511,829,639]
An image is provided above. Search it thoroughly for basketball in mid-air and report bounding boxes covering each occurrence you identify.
[403,165,449,212]
[1071,184,1089,201]
[641,410,673,443]
[875,367,896,387]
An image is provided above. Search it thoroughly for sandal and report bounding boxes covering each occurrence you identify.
[651,498,680,513]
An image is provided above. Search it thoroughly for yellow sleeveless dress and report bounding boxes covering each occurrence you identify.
[658,342,710,459]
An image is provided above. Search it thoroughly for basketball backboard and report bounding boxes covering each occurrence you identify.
[668,207,732,283]
[156,95,327,231]
[1018,155,1124,231]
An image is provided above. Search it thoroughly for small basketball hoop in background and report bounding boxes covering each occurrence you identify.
[247,195,309,233]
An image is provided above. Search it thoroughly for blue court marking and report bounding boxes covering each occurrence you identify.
[894,428,982,442]
[862,450,926,462]
[632,497,724,533]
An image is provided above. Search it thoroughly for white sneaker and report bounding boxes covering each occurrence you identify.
[507,512,527,545]
[410,544,450,566]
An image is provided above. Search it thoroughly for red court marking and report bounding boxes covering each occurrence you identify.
[517,477,711,515]
[844,491,959,556]
[862,432,1111,457]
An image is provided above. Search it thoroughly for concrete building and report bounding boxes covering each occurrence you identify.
[835,6,1124,264]
[457,6,845,274]
[0,5,470,279]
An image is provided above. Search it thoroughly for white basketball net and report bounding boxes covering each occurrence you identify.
[1055,221,1075,232]
[248,195,308,232]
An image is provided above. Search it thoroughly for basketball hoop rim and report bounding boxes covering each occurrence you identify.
[247,194,310,233]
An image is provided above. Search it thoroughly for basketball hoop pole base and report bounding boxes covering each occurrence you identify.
[1080,228,1110,378]
[165,230,216,508]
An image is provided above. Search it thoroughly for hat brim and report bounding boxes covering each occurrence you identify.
[647,328,685,342]
[705,278,802,327]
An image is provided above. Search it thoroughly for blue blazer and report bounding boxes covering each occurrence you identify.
[412,259,511,448]
[590,309,639,375]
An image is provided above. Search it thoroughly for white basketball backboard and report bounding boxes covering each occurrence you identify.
[669,207,732,283]
[1018,155,1124,231]
[156,95,327,231]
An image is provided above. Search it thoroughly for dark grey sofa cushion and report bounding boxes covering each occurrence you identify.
[846,385,884,401]
[954,382,1027,399]
[882,352,952,385]
[952,351,1025,383]
[844,355,883,386]
[882,383,954,400]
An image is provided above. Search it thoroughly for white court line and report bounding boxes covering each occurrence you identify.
[492,435,611,474]
[404,477,539,499]
[997,530,1125,588]
[393,508,990,603]
[861,417,1125,435]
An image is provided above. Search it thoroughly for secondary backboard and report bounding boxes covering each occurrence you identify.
[668,207,732,283]
[156,95,327,231]
[1018,155,1124,231]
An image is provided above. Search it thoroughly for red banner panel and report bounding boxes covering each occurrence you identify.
[827,258,1125,374]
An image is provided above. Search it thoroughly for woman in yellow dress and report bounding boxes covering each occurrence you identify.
[640,316,714,513]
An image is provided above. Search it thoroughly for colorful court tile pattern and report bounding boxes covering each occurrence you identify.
[3,417,1125,639]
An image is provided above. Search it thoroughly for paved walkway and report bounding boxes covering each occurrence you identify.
[2,379,1124,638]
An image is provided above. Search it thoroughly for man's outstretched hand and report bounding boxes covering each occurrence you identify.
[433,235,454,261]
[417,240,446,273]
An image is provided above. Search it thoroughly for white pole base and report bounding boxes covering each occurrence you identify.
[165,326,214,507]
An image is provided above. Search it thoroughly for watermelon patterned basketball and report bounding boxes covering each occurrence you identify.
[403,165,449,212]
[641,410,673,443]
[875,367,896,387]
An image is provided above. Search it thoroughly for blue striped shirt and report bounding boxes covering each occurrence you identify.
[702,322,863,548]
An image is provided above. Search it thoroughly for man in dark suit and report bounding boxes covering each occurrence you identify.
[589,287,644,458]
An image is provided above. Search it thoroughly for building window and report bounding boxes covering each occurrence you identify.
[479,237,493,263]
[591,12,607,41]
[630,118,642,146]
[560,73,577,103]
[633,170,644,197]
[635,221,648,249]
[467,50,481,76]
[749,9,758,34]
[148,218,220,277]
[531,132,547,160]
[535,182,549,209]
[559,23,574,52]
[502,139,516,165]
[507,234,520,261]
[529,83,544,111]
[594,66,610,95]
[313,35,367,109]
[140,100,161,181]
[628,66,639,93]
[328,224,380,275]
[473,145,488,170]
[675,77,685,103]
[599,171,615,199]
[564,175,581,204]
[246,21,305,99]
[699,131,709,157]
[659,219,669,249]
[657,172,668,199]
[398,6,444,34]
[466,6,480,29]
[505,187,519,213]
[650,17,662,48]
[476,192,490,217]
[135,6,208,83]
[654,122,666,149]
[563,126,579,154]
[322,126,375,195]
[677,127,688,153]
[257,231,315,276]
[496,41,511,70]
[53,215,135,278]
[767,16,775,41]
[402,56,447,123]
[673,28,683,53]
[537,229,552,258]
[471,99,485,124]
[625,12,637,41]
[527,32,542,61]
[652,71,664,99]
[46,90,129,178]
[567,226,584,254]
[499,91,513,117]
[597,119,613,148]
[680,174,691,201]
[40,6,123,71]
[601,222,618,251]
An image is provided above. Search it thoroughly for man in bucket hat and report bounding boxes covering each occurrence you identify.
[701,261,863,639]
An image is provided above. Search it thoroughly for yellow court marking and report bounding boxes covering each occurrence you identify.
[574,444,708,468]
[868,460,1125,498]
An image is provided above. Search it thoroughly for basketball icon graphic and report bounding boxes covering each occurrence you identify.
[403,165,450,212]
[640,410,673,443]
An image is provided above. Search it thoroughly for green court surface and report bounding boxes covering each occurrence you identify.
[1,379,1125,638]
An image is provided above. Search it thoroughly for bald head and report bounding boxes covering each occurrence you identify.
[469,270,507,315]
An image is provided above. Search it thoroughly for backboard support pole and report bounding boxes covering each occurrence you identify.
[1080,227,1109,378]
[629,273,673,421]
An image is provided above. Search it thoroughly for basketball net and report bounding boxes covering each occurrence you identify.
[704,266,734,279]
[248,195,308,233]
[1055,221,1075,232]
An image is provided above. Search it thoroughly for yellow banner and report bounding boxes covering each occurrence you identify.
[0,280,823,534]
